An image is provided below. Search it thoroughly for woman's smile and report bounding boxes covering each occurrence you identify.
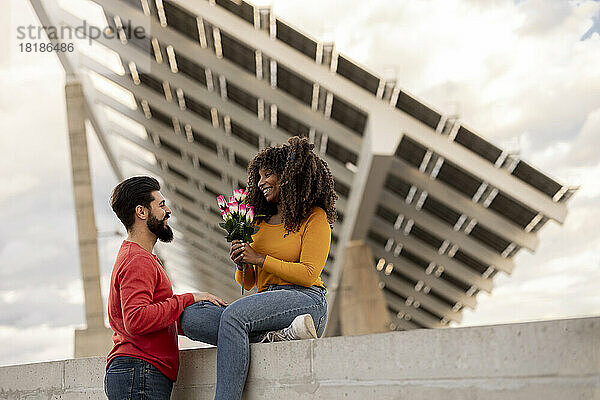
[258,168,281,202]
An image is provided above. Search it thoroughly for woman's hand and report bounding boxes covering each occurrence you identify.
[229,240,244,265]
[230,240,266,267]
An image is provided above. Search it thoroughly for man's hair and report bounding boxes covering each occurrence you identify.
[111,176,160,231]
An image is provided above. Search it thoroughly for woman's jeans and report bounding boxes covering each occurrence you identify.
[180,284,328,400]
[104,356,173,400]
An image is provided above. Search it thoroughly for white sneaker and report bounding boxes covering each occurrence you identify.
[262,314,318,342]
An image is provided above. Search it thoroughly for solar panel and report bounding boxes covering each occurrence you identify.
[469,224,511,253]
[420,196,461,226]
[215,0,254,25]
[276,64,313,106]
[184,94,212,122]
[325,138,358,165]
[146,103,172,127]
[330,96,368,135]
[220,31,256,75]
[166,164,189,182]
[275,19,318,60]
[226,82,258,114]
[234,153,249,169]
[138,73,164,95]
[437,270,471,292]
[42,0,575,330]
[511,161,562,198]
[398,248,430,270]
[230,121,260,148]
[384,173,411,199]
[375,204,397,224]
[487,192,537,229]
[334,180,351,198]
[452,250,489,275]
[410,224,445,250]
[190,129,218,153]
[336,55,380,95]
[454,126,502,164]
[158,137,182,158]
[436,161,482,199]
[163,0,199,42]
[395,136,427,167]
[277,109,310,137]
[176,53,208,86]
[396,91,442,130]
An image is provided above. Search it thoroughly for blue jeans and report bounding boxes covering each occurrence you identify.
[104,356,173,400]
[180,284,328,400]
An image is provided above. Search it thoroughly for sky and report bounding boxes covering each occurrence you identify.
[1,0,600,367]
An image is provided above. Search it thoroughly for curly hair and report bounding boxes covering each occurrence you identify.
[246,136,338,232]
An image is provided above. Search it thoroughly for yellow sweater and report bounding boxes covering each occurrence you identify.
[235,207,330,292]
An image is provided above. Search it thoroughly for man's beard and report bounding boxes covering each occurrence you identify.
[147,213,174,243]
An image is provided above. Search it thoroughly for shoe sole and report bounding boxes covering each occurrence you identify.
[302,314,318,339]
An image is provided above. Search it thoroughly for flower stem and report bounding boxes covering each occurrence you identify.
[241,262,246,295]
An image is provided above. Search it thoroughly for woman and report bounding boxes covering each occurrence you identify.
[181,136,337,400]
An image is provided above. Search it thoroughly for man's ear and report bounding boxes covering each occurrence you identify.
[135,205,148,220]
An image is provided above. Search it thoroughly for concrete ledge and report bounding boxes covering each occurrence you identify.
[1,317,599,399]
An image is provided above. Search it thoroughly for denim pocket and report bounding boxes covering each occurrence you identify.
[146,363,162,375]
[105,367,135,400]
[144,364,173,398]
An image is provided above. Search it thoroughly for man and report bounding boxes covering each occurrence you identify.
[105,176,226,399]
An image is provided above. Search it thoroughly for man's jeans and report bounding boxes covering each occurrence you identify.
[104,356,173,400]
[181,284,327,400]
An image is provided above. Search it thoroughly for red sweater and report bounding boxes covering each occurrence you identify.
[106,241,195,381]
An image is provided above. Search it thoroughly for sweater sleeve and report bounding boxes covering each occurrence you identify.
[262,209,331,287]
[119,255,195,336]
[235,264,257,290]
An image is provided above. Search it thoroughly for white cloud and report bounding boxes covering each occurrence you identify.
[57,280,85,305]
[0,325,76,367]
[567,107,600,166]
[1,0,600,365]
[272,0,600,150]
[0,290,22,304]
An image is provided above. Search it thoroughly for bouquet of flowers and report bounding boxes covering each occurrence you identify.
[216,189,259,295]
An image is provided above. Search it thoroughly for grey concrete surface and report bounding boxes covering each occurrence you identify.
[65,81,111,358]
[337,240,391,336]
[1,317,599,399]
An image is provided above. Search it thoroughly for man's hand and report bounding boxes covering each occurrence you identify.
[191,292,228,306]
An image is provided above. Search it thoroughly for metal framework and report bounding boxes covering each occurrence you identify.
[32,0,577,327]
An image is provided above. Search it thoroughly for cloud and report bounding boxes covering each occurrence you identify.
[515,0,572,35]
[272,0,600,152]
[460,196,600,326]
[1,0,600,365]
[0,0,121,364]
[580,7,600,40]
[0,325,75,366]
[566,107,600,166]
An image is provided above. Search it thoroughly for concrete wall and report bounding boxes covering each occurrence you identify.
[1,317,599,399]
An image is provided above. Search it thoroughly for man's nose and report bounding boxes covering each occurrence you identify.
[165,205,172,214]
